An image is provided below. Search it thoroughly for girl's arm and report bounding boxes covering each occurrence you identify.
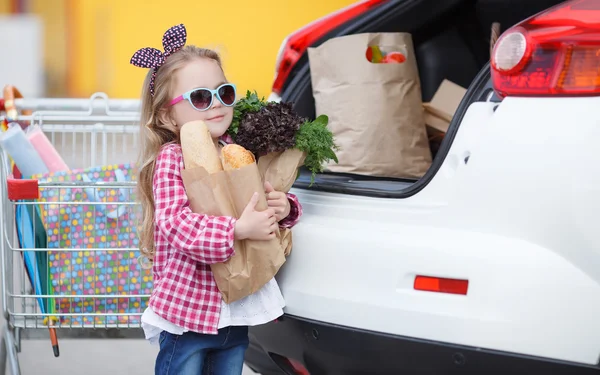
[153,144,236,264]
[279,193,302,229]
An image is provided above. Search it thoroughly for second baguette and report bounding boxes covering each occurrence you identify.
[222,144,256,170]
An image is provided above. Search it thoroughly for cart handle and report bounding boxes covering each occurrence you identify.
[7,178,39,200]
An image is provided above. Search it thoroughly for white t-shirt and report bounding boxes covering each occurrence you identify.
[141,277,285,344]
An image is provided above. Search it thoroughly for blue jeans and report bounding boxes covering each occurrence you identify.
[155,326,249,375]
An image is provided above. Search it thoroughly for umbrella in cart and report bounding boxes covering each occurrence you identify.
[15,200,60,357]
[15,209,59,355]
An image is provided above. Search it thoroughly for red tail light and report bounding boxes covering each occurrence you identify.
[272,0,388,95]
[414,275,469,295]
[491,0,600,98]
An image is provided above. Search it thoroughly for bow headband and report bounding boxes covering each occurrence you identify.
[130,24,187,96]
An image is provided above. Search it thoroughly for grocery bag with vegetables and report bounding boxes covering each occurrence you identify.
[180,96,337,303]
[180,120,286,304]
[308,32,432,178]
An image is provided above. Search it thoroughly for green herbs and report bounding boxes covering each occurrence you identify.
[228,91,268,137]
[295,115,339,180]
[230,90,338,181]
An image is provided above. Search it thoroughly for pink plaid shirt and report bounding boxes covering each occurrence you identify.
[148,142,302,334]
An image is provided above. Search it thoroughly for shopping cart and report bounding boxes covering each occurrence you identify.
[0,92,148,375]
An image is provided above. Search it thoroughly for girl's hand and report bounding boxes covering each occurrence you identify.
[264,181,291,222]
[235,193,278,241]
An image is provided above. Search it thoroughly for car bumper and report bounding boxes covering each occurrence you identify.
[245,314,600,374]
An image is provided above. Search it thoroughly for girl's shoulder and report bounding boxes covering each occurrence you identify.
[158,142,182,157]
[156,142,183,169]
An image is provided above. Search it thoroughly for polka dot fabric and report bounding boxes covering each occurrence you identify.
[32,163,151,326]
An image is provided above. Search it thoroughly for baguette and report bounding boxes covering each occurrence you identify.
[222,144,256,170]
[180,121,223,173]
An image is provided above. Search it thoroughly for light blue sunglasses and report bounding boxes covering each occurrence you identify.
[169,83,237,111]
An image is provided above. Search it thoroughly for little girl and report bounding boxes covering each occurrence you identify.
[131,24,302,375]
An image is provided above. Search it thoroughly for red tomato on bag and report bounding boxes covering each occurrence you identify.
[383,52,406,63]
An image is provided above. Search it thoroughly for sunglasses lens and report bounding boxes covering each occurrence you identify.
[218,85,236,106]
[189,89,213,110]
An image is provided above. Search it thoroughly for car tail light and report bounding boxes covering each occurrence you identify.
[414,275,469,295]
[272,0,388,95]
[491,0,600,98]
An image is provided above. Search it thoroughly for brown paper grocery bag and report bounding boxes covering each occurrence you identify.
[226,163,286,282]
[257,148,306,195]
[181,163,285,304]
[308,33,432,178]
[257,148,306,256]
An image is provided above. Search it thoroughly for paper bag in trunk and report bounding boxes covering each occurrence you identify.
[181,162,286,304]
[308,33,432,179]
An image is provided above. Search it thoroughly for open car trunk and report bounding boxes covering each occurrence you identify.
[288,0,565,197]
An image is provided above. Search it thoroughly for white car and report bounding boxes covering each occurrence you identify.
[245,0,600,374]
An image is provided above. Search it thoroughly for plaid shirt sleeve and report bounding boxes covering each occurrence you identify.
[153,144,236,264]
[279,193,302,228]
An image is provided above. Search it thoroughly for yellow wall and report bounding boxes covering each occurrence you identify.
[0,1,9,14]
[31,0,68,96]
[68,0,358,99]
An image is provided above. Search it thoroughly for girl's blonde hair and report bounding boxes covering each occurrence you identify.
[137,45,222,262]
